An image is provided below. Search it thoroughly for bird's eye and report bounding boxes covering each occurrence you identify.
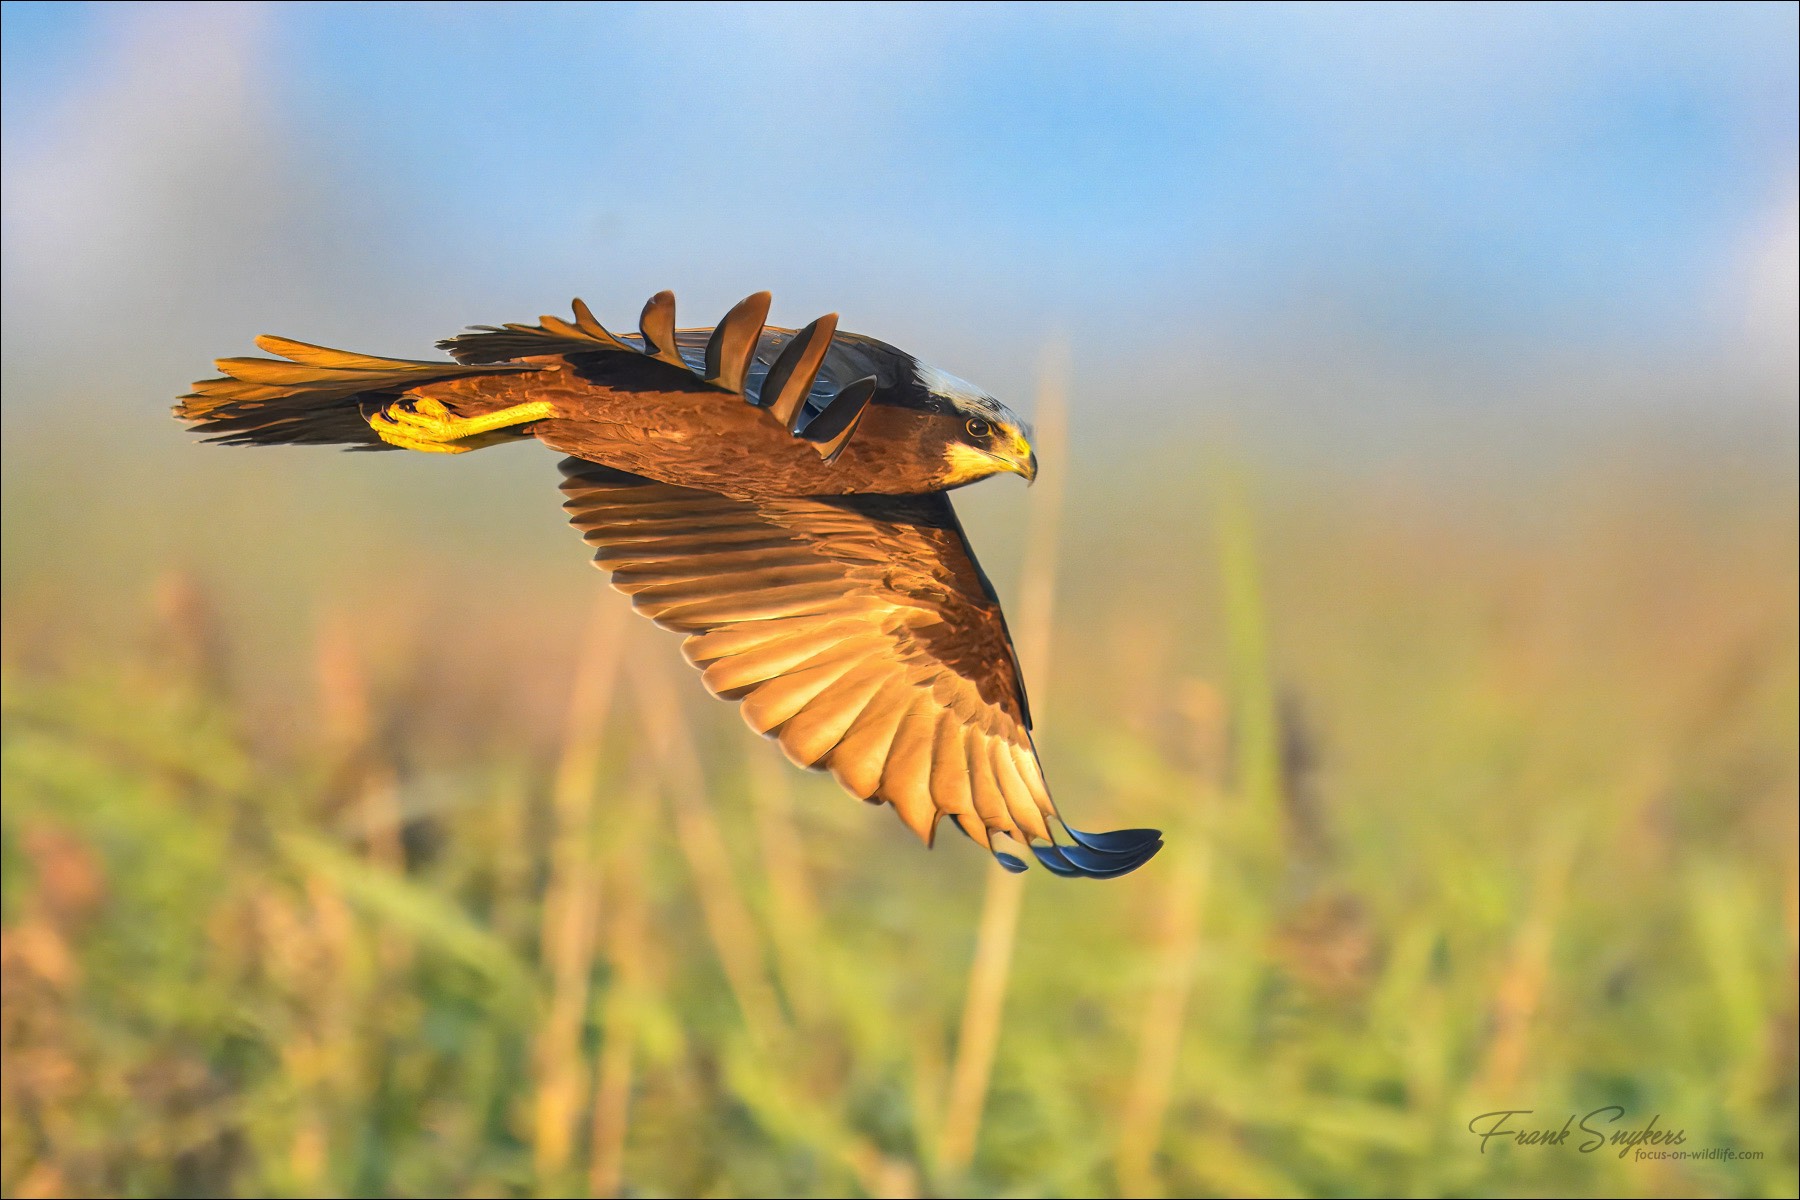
[965,418,992,440]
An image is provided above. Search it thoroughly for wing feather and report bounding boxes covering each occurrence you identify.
[740,651,872,734]
[829,677,919,799]
[557,458,1159,876]
[993,738,1053,843]
[701,631,882,697]
[682,616,862,666]
[929,721,976,826]
[776,660,893,767]
[879,701,943,835]
[638,584,847,628]
[967,733,1010,838]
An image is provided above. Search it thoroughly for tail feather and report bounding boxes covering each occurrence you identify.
[251,334,450,372]
[175,337,527,448]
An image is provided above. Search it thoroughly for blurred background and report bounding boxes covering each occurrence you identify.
[2,2,1795,1196]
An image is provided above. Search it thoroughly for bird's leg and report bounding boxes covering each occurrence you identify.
[368,395,558,453]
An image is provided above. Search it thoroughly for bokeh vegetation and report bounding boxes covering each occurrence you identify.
[2,400,1795,1197]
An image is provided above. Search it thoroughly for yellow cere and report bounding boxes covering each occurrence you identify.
[942,432,1032,485]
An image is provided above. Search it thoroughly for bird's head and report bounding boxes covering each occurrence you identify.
[912,363,1037,488]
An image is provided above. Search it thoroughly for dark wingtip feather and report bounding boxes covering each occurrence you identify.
[1028,843,1087,877]
[1055,837,1163,877]
[1060,821,1164,855]
[993,850,1029,874]
[936,794,1162,878]
[1023,824,1165,878]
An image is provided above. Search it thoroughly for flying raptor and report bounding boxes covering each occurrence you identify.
[175,290,1162,877]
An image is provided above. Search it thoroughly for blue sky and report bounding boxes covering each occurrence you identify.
[2,1,1795,430]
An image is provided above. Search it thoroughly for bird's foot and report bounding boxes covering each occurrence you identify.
[368,396,557,452]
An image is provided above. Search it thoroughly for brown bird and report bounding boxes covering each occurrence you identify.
[175,290,1161,877]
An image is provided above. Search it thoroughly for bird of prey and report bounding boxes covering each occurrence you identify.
[175,290,1162,877]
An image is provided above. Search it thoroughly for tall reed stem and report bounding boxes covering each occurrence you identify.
[588,773,657,1198]
[1209,456,1284,862]
[745,750,824,1028]
[632,653,791,1054]
[1116,846,1210,1197]
[939,342,1069,1173]
[531,598,628,1187]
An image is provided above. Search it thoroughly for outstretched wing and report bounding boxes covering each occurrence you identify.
[560,458,1161,877]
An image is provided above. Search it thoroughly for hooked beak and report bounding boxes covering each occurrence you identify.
[1003,431,1038,484]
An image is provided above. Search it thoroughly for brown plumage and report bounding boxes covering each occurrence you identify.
[175,290,1162,877]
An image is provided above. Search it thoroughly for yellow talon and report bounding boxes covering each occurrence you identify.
[373,427,477,453]
[368,396,558,452]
